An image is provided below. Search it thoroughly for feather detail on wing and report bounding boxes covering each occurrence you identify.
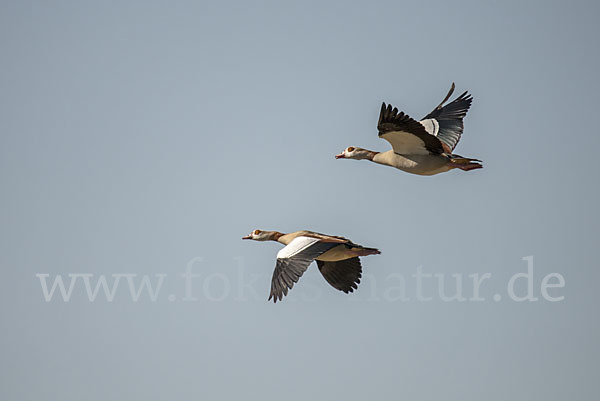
[269,237,338,303]
[378,102,445,155]
[421,83,473,151]
[316,257,362,293]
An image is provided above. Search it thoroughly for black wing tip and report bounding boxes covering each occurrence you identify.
[457,90,473,101]
[269,293,281,303]
[343,279,360,294]
[380,101,396,113]
[379,102,389,117]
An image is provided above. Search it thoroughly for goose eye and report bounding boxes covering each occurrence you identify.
[253,230,260,235]
[347,147,355,152]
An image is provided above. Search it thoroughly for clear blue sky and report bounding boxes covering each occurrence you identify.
[1,1,599,400]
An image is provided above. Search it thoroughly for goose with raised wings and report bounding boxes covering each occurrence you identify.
[335,83,482,175]
[242,229,380,303]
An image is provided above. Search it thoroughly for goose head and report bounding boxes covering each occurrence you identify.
[242,229,280,241]
[335,146,372,160]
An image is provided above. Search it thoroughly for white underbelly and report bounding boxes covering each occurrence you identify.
[374,151,451,176]
[410,164,453,176]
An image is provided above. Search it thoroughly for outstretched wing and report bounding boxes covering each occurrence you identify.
[316,257,362,293]
[269,237,338,303]
[420,83,473,152]
[378,102,445,155]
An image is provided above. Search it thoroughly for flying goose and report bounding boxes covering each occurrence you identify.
[335,83,482,175]
[242,229,380,303]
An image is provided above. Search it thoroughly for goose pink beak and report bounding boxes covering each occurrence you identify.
[242,235,252,240]
[335,153,345,159]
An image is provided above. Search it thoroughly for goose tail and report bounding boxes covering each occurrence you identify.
[449,154,483,171]
[353,247,381,256]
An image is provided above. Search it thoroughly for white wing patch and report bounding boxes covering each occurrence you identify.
[419,118,439,136]
[277,236,321,259]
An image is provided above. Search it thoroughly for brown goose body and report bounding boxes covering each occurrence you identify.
[277,230,376,261]
[242,229,380,302]
[335,83,482,175]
